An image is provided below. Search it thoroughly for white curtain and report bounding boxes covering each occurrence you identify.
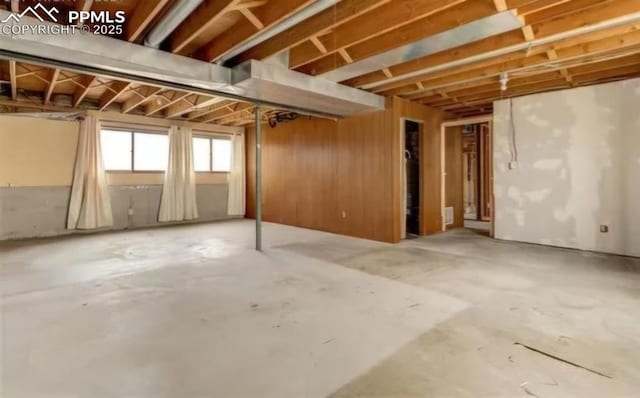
[67,115,113,229]
[227,132,245,216]
[159,126,199,222]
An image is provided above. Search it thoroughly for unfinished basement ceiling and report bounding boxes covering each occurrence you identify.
[0,0,639,121]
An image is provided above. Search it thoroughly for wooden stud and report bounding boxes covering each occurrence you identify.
[44,69,60,104]
[9,60,17,101]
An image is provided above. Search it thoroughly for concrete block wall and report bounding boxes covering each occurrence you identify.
[0,114,241,241]
[0,184,234,240]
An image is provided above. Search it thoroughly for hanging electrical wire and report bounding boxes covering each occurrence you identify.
[509,97,518,164]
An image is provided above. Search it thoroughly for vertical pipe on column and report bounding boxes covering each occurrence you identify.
[255,105,262,251]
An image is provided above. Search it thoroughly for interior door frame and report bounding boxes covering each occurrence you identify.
[400,117,424,239]
[441,116,494,236]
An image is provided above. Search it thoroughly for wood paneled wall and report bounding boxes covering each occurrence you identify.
[246,98,444,243]
[445,126,464,229]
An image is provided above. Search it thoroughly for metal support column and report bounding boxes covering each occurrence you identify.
[255,105,262,251]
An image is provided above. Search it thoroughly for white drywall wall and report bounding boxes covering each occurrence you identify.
[493,78,640,257]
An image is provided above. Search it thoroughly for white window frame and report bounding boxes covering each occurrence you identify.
[192,134,232,173]
[100,127,169,173]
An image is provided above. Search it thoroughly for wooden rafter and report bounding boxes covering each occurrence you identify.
[198,102,253,123]
[44,69,60,104]
[2,0,639,119]
[99,81,131,111]
[430,57,640,110]
[492,0,508,12]
[231,0,389,64]
[9,60,17,100]
[145,91,190,116]
[126,0,171,42]
[289,0,465,70]
[0,99,81,113]
[165,95,225,118]
[185,100,235,120]
[303,0,639,80]
[239,7,264,30]
[359,16,640,96]
[122,86,163,113]
[169,0,243,54]
[73,1,94,26]
[294,0,492,75]
[196,0,316,62]
[517,0,572,17]
[73,75,97,107]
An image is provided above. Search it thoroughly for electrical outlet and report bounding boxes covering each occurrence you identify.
[127,208,134,216]
[600,225,609,233]
[508,161,518,170]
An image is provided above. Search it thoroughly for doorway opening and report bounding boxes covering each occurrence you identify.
[462,123,492,233]
[441,117,493,236]
[405,120,421,238]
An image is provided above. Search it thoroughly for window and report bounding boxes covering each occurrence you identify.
[192,135,232,172]
[212,138,232,172]
[134,132,169,171]
[101,129,132,171]
[193,137,211,172]
[100,129,169,171]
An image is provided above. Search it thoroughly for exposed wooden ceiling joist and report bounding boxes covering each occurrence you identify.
[169,0,244,55]
[122,86,163,113]
[2,0,638,120]
[9,60,17,101]
[231,0,390,64]
[289,0,466,69]
[165,95,223,118]
[294,0,507,76]
[72,75,97,108]
[99,81,132,111]
[126,0,172,42]
[145,91,190,116]
[44,68,60,104]
[372,25,640,97]
[196,0,316,62]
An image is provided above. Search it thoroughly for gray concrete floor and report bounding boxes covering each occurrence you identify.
[1,220,639,397]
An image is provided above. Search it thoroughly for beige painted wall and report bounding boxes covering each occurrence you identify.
[0,114,229,187]
[0,115,79,187]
